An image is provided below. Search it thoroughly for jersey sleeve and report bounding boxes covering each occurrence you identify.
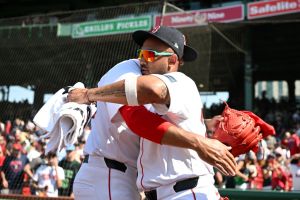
[151,72,193,119]
[98,59,142,122]
[119,105,173,144]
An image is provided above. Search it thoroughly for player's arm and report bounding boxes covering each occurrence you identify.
[67,75,170,105]
[119,105,236,176]
[161,125,236,176]
[68,75,223,130]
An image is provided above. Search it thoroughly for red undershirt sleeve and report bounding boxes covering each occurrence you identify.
[119,105,173,144]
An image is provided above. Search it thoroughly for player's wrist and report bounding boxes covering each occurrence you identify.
[86,89,96,104]
[191,134,205,152]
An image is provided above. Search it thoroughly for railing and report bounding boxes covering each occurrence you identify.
[0,194,73,200]
[1,189,299,200]
[219,189,300,200]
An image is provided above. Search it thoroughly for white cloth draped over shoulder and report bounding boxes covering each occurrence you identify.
[33,82,97,154]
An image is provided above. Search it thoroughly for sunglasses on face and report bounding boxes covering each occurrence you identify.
[137,49,174,62]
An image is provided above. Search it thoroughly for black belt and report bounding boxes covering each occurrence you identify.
[144,176,199,200]
[83,155,127,173]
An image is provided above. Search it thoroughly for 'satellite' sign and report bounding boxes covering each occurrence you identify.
[247,0,300,20]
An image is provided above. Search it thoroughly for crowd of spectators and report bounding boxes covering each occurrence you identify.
[0,92,299,197]
[0,118,89,197]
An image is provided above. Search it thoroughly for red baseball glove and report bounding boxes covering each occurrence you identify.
[213,102,275,157]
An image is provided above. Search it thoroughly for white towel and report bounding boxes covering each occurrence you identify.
[33,82,97,154]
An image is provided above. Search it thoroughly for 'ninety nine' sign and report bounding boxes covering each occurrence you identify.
[154,4,244,28]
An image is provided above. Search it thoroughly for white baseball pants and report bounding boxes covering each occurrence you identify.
[73,155,140,200]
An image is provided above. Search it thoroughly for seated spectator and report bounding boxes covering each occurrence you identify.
[0,135,7,156]
[244,151,263,190]
[27,141,42,163]
[0,143,33,194]
[0,147,5,167]
[5,120,11,135]
[234,154,250,190]
[248,152,264,190]
[265,135,277,153]
[270,156,292,191]
[59,145,80,197]
[289,153,300,191]
[33,152,65,197]
[263,154,275,190]
[233,151,264,190]
[292,110,300,124]
[282,131,300,156]
[274,146,290,165]
[296,123,300,137]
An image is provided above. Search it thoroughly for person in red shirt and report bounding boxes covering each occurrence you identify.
[282,131,300,156]
[270,159,291,191]
[0,135,7,155]
[0,147,5,167]
[5,120,11,135]
[1,143,33,194]
[252,164,264,190]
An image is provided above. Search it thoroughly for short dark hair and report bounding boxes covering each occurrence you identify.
[46,152,57,158]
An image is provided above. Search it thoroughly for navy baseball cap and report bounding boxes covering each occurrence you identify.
[132,26,198,62]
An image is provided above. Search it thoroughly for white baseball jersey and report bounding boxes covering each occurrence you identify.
[84,59,143,168]
[74,60,143,200]
[137,72,215,190]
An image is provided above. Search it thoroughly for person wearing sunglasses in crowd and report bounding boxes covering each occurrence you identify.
[69,26,236,200]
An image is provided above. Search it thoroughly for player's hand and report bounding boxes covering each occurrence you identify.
[67,88,90,104]
[205,115,223,132]
[196,137,237,176]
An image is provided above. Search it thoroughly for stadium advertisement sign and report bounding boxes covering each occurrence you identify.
[154,4,244,28]
[247,0,300,19]
[71,15,151,38]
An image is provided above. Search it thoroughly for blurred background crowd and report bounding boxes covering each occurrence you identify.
[0,116,89,197]
[0,93,299,197]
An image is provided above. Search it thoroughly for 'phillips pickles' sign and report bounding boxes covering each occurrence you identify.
[248,0,300,19]
[71,16,152,38]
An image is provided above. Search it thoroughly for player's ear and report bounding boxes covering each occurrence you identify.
[168,54,177,64]
[179,59,184,66]
[168,54,179,71]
